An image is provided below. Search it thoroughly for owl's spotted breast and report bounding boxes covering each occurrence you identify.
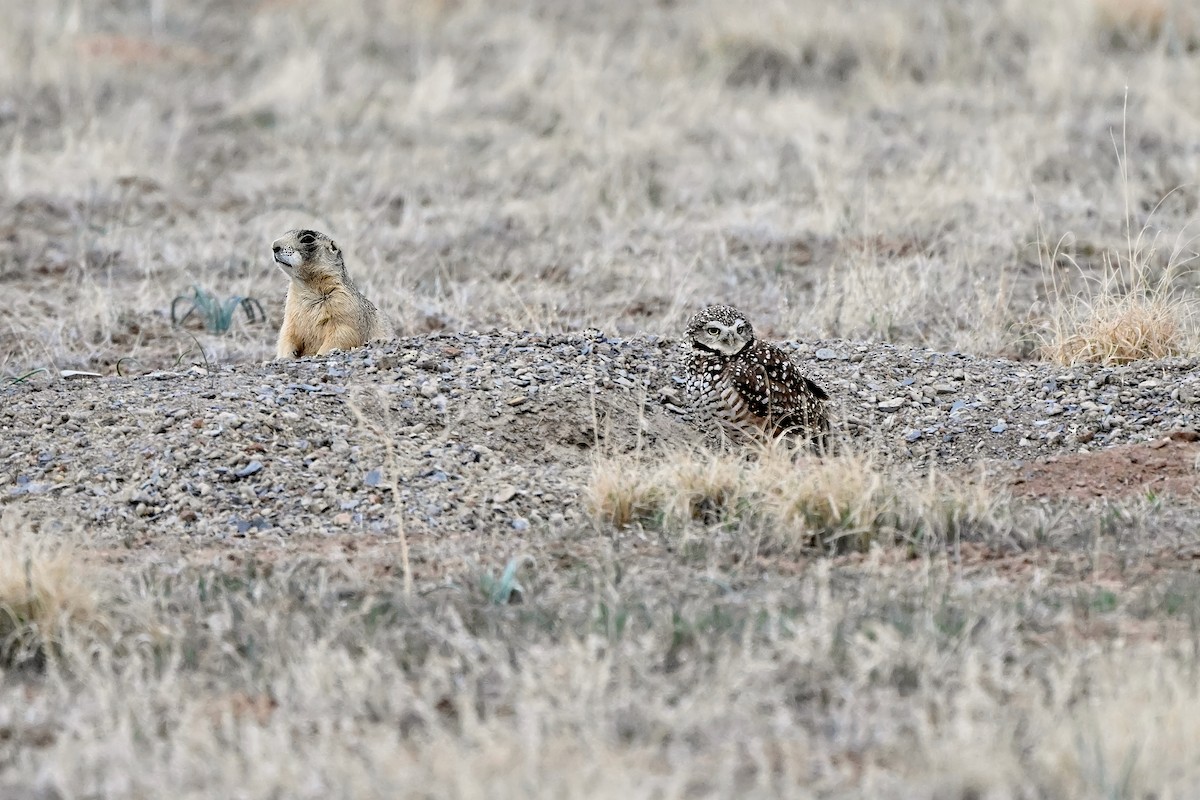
[683,306,830,451]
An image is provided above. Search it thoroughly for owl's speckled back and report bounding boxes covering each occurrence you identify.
[683,306,829,451]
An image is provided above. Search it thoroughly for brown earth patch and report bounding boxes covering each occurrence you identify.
[1005,430,1200,501]
[74,35,210,66]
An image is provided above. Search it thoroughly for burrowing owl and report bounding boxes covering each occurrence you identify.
[684,305,830,450]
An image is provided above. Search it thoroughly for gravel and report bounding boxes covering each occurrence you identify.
[4,330,1200,544]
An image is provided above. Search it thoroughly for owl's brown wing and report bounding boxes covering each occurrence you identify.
[729,342,827,417]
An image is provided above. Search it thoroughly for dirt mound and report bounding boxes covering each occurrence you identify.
[7,333,1200,553]
[1006,431,1200,501]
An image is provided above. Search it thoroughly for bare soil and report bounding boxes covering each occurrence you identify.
[1006,431,1200,501]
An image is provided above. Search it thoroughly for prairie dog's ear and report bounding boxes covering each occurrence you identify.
[328,239,339,254]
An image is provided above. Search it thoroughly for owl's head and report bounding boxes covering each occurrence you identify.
[686,304,754,356]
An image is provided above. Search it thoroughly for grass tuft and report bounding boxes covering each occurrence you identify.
[588,446,999,554]
[171,286,267,334]
[1038,101,1200,366]
[479,556,534,605]
[0,535,107,668]
[1042,289,1189,366]
[1036,229,1199,366]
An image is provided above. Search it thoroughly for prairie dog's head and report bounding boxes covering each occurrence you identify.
[272,229,344,283]
[686,304,754,356]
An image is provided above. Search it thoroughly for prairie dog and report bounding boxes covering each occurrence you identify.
[272,229,390,359]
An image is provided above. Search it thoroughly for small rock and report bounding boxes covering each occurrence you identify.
[333,512,353,526]
[878,398,905,412]
[991,421,1007,434]
[815,348,837,361]
[234,461,263,479]
[904,429,922,443]
[511,517,530,531]
[506,396,527,407]
[494,485,519,504]
[217,412,241,428]
[933,384,956,395]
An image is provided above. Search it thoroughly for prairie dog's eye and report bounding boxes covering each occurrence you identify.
[706,325,721,336]
[299,233,317,245]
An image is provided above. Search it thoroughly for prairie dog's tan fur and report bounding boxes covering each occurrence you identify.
[272,229,390,359]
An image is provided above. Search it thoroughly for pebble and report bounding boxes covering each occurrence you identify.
[234,461,264,479]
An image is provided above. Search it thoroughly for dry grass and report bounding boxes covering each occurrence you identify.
[1041,287,1192,366]
[3,513,1200,797]
[1037,203,1200,366]
[0,523,109,667]
[4,0,1200,374]
[589,445,1000,554]
[1034,86,1200,365]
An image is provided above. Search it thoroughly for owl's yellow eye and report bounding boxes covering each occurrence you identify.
[706,325,721,336]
